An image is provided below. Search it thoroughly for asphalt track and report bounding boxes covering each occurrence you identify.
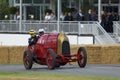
[0,64,120,78]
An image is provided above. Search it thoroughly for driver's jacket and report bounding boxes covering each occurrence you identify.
[28,35,38,46]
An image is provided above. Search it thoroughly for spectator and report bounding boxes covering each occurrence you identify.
[60,12,67,21]
[106,12,114,33]
[91,10,98,21]
[100,11,107,30]
[76,9,84,21]
[50,12,56,21]
[112,11,119,21]
[64,12,73,21]
[44,12,51,21]
[86,9,92,21]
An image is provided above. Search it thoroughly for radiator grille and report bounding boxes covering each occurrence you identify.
[62,41,70,54]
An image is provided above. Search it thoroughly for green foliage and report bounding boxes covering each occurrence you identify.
[81,1,90,14]
[9,7,18,14]
[80,0,94,20]
[82,0,94,12]
[0,0,18,20]
[45,9,52,14]
[62,8,71,13]
[0,0,9,20]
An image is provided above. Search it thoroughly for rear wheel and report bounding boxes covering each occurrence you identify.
[46,49,56,69]
[23,50,33,70]
[77,47,87,68]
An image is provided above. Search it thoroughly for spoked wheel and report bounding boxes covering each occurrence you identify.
[77,47,87,68]
[46,49,56,70]
[23,50,33,70]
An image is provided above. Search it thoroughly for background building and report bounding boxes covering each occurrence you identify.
[8,0,120,20]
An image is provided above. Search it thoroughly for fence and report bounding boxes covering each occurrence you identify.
[0,20,119,44]
[113,21,120,36]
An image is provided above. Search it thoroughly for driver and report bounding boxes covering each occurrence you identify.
[28,29,38,46]
[38,28,44,37]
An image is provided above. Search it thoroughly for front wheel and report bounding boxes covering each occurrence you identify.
[46,49,56,70]
[77,47,87,68]
[23,50,33,70]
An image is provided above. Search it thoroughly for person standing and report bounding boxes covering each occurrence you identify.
[50,12,56,21]
[106,12,114,33]
[44,12,51,21]
[86,9,92,21]
[64,12,73,21]
[76,9,84,21]
[100,11,107,31]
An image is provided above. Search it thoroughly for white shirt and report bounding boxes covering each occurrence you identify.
[45,15,51,21]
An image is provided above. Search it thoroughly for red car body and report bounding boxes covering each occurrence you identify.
[23,33,87,69]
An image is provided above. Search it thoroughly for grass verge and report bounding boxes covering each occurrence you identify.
[0,72,120,80]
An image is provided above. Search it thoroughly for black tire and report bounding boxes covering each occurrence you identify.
[77,47,87,68]
[23,50,33,70]
[56,65,60,68]
[60,62,67,66]
[46,49,56,70]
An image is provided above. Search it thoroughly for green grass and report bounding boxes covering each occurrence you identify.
[0,72,120,80]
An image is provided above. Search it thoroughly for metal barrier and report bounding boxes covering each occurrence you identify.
[0,20,19,32]
[113,21,120,36]
[78,21,115,44]
[112,21,120,43]
[0,20,117,44]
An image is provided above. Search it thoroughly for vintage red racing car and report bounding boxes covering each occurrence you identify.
[23,33,87,69]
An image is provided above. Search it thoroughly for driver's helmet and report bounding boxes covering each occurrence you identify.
[38,29,44,36]
[29,29,35,37]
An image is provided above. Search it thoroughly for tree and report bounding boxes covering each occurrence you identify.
[9,7,18,15]
[0,0,9,20]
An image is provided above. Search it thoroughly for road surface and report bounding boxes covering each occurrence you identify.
[0,64,120,78]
